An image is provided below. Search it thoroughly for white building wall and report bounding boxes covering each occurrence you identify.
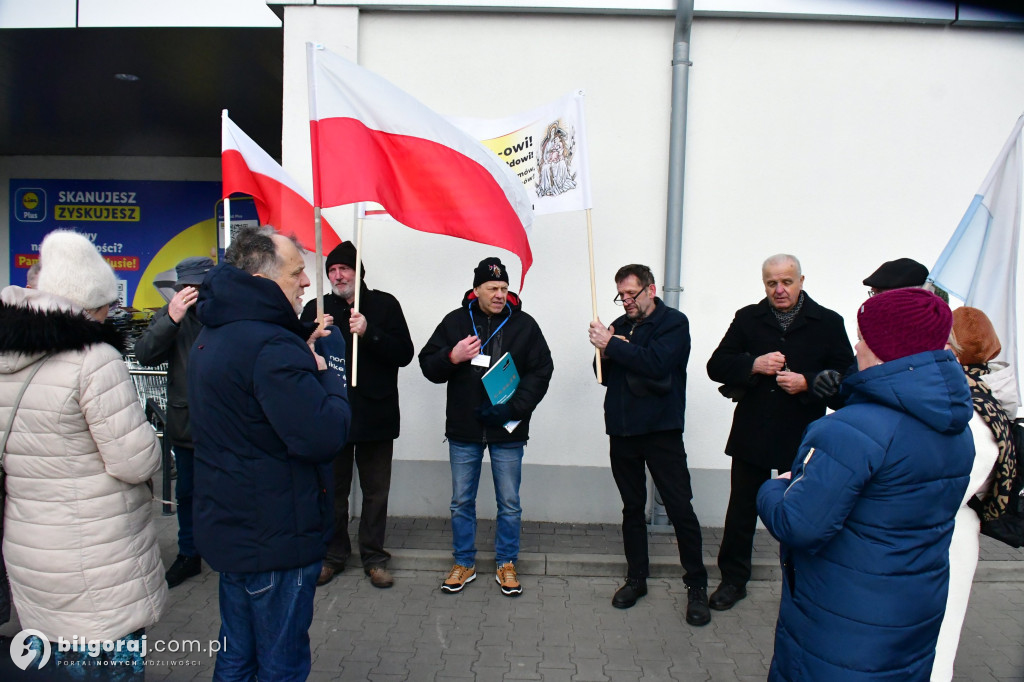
[282,6,1024,524]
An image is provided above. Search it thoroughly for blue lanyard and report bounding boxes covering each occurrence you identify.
[467,299,511,351]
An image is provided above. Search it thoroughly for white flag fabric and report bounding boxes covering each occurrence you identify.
[930,114,1024,414]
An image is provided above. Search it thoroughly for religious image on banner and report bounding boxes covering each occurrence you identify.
[537,120,578,199]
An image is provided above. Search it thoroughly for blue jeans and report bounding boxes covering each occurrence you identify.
[214,560,320,682]
[449,440,525,567]
[174,446,196,557]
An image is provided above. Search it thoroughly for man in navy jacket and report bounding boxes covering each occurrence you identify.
[189,226,350,681]
[588,264,710,627]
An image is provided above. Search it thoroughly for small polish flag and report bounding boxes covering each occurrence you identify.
[222,112,340,255]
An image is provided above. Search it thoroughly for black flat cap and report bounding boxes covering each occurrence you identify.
[863,258,928,290]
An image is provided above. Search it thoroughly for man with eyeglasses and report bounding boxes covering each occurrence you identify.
[419,257,553,597]
[705,254,853,612]
[588,264,711,627]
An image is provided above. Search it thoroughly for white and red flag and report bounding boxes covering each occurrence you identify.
[306,43,534,288]
[221,111,340,254]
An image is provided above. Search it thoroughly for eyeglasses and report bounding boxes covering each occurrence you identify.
[867,288,883,297]
[613,288,648,306]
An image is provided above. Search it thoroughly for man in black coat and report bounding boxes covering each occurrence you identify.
[588,264,711,627]
[419,257,553,597]
[706,254,853,611]
[300,241,414,589]
[133,255,213,588]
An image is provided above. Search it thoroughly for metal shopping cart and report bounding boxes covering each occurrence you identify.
[125,354,174,516]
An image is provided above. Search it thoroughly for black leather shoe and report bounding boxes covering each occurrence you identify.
[686,586,711,626]
[708,583,747,611]
[612,578,647,609]
[165,554,201,588]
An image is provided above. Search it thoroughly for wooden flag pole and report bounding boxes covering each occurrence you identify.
[314,207,324,324]
[587,208,602,383]
[351,216,364,387]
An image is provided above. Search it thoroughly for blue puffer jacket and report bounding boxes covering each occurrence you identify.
[757,349,974,681]
[188,264,351,573]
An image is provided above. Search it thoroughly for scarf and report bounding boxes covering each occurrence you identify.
[964,364,1018,521]
[771,291,805,331]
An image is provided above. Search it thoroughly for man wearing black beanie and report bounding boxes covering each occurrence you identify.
[419,257,553,597]
[300,241,414,589]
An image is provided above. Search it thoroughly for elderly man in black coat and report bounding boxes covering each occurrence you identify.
[706,254,853,611]
[300,241,414,589]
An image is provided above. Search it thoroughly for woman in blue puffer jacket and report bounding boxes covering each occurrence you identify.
[757,288,975,681]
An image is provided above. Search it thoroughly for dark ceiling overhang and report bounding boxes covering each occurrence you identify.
[0,26,283,158]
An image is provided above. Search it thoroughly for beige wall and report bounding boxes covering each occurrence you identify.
[277,8,1024,521]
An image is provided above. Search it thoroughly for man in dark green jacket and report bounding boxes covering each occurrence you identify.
[134,255,213,588]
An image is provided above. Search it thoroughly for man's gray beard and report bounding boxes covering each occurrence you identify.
[333,284,353,299]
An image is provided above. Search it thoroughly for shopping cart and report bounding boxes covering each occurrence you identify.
[125,355,174,516]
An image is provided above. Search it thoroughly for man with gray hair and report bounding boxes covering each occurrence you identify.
[189,225,351,679]
[706,254,852,612]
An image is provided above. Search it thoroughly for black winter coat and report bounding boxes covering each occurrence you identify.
[706,293,853,470]
[189,264,351,573]
[133,303,203,448]
[601,298,690,437]
[300,287,413,442]
[419,291,553,444]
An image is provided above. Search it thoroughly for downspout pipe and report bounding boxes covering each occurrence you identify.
[652,0,694,527]
[663,0,693,311]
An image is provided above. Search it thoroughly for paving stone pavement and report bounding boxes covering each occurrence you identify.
[139,513,1022,680]
[1,510,1021,680]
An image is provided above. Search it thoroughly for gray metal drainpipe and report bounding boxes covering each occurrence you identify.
[652,0,694,527]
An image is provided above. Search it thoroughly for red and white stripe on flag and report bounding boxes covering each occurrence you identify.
[306,43,534,288]
[221,113,340,255]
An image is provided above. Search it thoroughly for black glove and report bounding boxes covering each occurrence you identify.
[474,403,513,427]
[811,369,842,399]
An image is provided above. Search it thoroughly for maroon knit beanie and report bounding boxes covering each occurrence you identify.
[857,288,952,362]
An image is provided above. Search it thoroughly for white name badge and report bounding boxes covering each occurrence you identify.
[471,353,491,368]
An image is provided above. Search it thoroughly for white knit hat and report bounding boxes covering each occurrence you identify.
[36,230,119,310]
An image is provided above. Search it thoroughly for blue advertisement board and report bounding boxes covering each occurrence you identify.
[9,179,256,310]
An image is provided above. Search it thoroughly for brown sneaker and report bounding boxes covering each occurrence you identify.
[367,566,394,589]
[441,564,476,593]
[496,562,522,597]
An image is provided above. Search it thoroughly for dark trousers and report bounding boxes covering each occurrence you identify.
[717,458,790,587]
[173,446,197,557]
[325,440,393,570]
[609,430,708,588]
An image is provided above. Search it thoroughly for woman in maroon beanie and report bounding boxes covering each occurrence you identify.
[757,288,975,681]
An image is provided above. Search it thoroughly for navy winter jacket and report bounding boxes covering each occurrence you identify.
[757,350,974,681]
[188,264,351,573]
[600,298,689,437]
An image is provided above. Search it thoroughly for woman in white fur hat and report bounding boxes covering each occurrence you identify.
[0,230,166,677]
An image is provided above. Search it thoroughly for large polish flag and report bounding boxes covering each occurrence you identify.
[222,112,340,255]
[306,43,534,288]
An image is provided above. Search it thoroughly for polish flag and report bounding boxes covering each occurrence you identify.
[306,43,534,288]
[221,112,340,255]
